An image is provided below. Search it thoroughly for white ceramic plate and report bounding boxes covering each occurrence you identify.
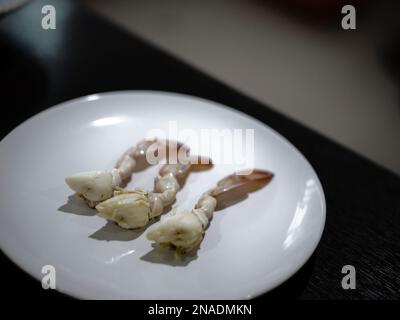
[0,91,325,299]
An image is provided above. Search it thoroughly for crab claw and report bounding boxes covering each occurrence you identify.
[65,169,121,207]
[146,210,204,254]
[95,189,151,229]
[209,169,274,209]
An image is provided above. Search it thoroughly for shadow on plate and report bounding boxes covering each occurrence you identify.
[140,243,198,267]
[89,219,159,242]
[57,194,96,216]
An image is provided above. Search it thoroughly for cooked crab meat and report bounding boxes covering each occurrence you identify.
[94,145,212,229]
[65,138,160,207]
[146,210,205,254]
[65,169,121,208]
[146,170,273,254]
[96,188,151,229]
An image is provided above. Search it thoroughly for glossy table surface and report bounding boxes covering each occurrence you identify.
[0,0,399,299]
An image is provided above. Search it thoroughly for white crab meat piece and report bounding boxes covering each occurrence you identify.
[146,210,205,253]
[95,189,151,229]
[95,174,181,228]
[154,173,181,206]
[65,169,121,208]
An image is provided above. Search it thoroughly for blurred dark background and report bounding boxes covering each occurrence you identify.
[79,0,400,176]
[1,0,399,171]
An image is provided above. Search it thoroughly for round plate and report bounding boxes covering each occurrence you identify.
[0,91,325,299]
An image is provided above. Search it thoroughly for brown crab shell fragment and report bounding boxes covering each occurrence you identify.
[209,169,274,209]
[188,155,213,171]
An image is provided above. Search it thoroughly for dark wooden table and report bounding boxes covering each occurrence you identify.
[0,0,399,300]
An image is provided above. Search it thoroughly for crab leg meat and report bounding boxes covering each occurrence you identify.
[146,169,274,254]
[65,138,162,208]
[95,145,213,229]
